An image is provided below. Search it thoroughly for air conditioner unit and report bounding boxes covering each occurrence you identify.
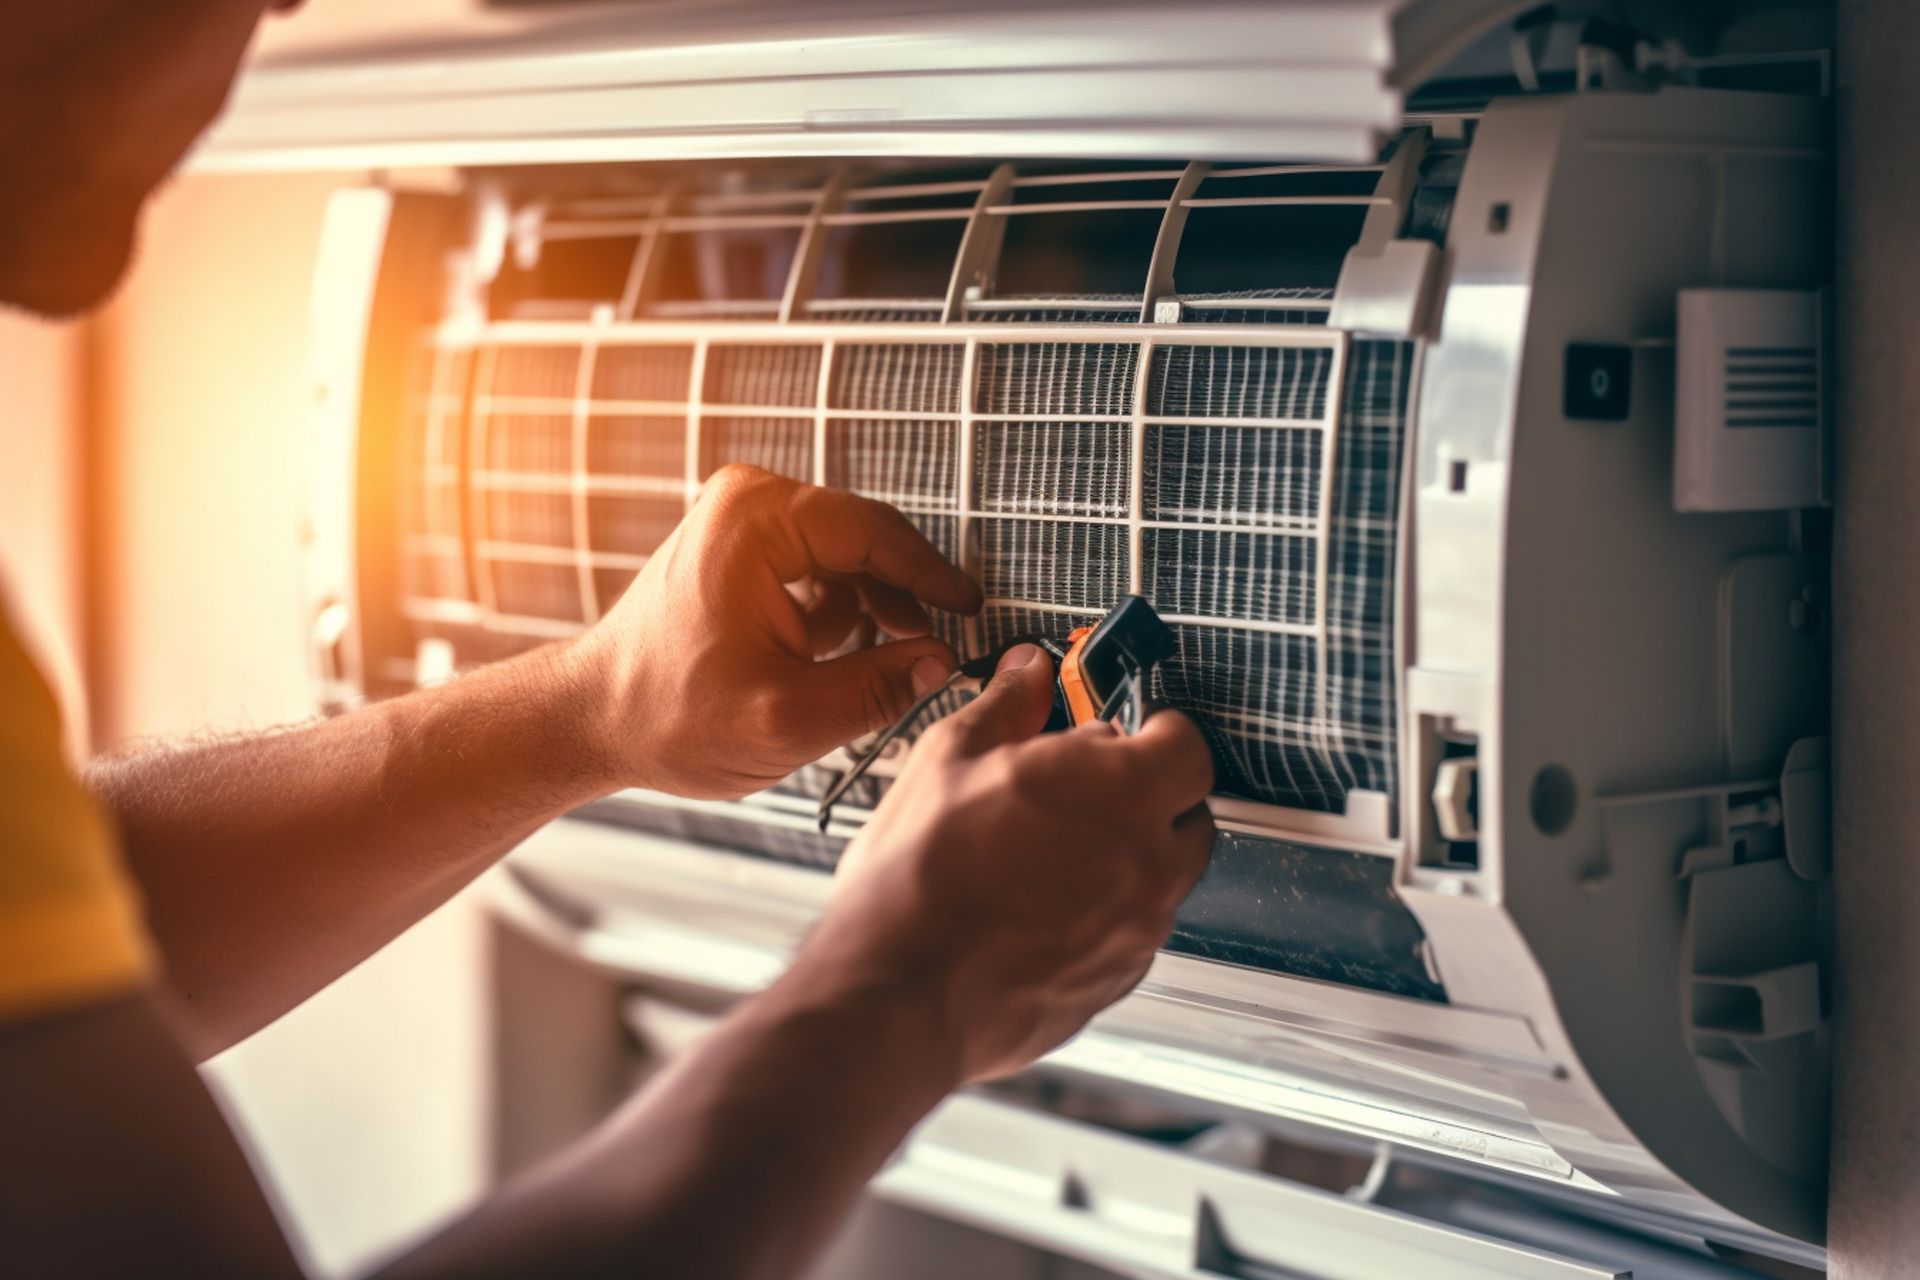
[224,1,1836,1272]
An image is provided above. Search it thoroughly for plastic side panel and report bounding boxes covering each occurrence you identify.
[193,1,1521,170]
[343,190,468,701]
[1495,89,1828,1243]
[306,189,394,703]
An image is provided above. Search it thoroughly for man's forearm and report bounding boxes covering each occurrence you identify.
[87,642,619,1058]
[376,954,961,1280]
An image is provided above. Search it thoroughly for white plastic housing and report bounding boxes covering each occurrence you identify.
[1675,288,1831,512]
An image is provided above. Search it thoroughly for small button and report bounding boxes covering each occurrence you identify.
[1564,343,1633,421]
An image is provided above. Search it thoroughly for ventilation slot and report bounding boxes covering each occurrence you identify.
[1723,347,1819,429]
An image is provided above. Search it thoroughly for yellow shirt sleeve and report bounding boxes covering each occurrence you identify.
[0,605,154,1021]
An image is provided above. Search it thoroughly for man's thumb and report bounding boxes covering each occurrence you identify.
[945,644,1055,752]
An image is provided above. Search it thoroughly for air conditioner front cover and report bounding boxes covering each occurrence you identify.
[198,0,1527,171]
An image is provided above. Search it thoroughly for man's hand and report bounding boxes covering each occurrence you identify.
[375,642,1218,1280]
[797,642,1218,1084]
[565,464,983,800]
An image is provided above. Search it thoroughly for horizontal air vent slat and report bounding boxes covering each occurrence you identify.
[1723,345,1818,430]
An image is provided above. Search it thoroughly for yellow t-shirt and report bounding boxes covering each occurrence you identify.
[0,603,153,1020]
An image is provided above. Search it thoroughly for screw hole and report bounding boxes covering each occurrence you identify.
[1489,202,1512,233]
[1530,765,1578,836]
[1448,460,1469,493]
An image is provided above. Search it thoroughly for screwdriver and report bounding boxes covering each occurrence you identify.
[814,596,1180,833]
[814,636,1066,833]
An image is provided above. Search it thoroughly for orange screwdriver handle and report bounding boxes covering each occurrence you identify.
[1056,624,1100,726]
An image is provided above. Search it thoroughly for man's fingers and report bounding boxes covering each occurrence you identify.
[796,577,863,655]
[778,483,982,615]
[803,636,959,746]
[850,574,932,639]
[1119,710,1217,815]
[945,644,1056,754]
[795,574,929,653]
[1171,803,1218,884]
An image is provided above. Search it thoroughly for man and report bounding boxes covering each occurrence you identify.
[0,3,1217,1277]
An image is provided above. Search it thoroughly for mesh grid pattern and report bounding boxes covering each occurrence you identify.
[411,333,1412,819]
[703,344,821,406]
[978,344,1139,416]
[488,345,580,398]
[1178,287,1333,327]
[969,294,1142,326]
[1154,340,1411,810]
[401,342,444,472]
[1142,424,1323,528]
[1150,346,1333,420]
[801,307,948,324]
[700,416,813,482]
[1321,340,1412,798]
[974,307,1143,325]
[485,490,572,546]
[830,344,965,413]
[975,422,1130,518]
[1158,626,1340,805]
[386,152,1462,912]
[401,342,472,603]
[975,520,1128,611]
[1145,529,1316,626]
[485,413,572,473]
[1182,307,1331,326]
[825,419,956,509]
[592,345,694,401]
[978,603,1099,650]
[587,414,686,478]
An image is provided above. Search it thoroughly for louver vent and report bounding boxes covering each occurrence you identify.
[1674,287,1830,513]
[394,146,1456,830]
[1723,347,1819,429]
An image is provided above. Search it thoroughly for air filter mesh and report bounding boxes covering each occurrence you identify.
[420,331,1412,817]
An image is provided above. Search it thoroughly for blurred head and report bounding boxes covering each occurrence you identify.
[0,0,300,317]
